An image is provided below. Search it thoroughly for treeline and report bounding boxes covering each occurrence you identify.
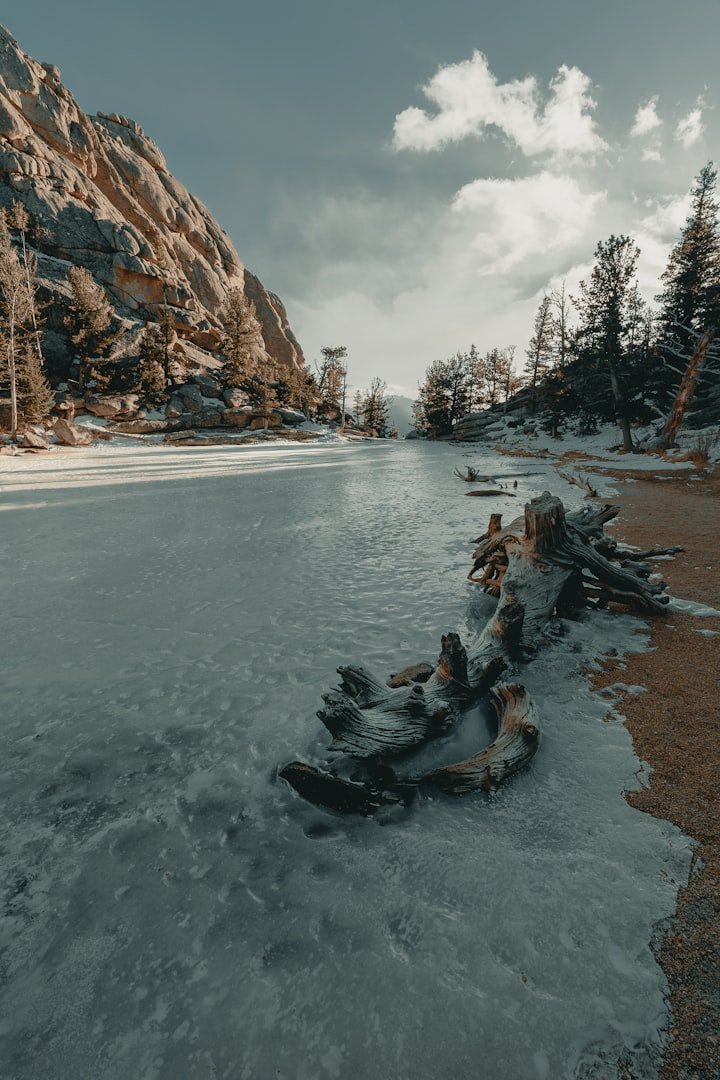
[415,162,720,445]
[0,201,390,437]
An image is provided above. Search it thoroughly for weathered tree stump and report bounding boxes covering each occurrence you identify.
[319,633,473,757]
[424,684,540,794]
[280,490,679,816]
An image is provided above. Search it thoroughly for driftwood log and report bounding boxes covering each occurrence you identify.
[280,491,681,815]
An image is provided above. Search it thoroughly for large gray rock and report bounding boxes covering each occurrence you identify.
[223,387,249,407]
[0,25,305,369]
[84,398,122,418]
[192,373,222,399]
[20,428,49,449]
[53,417,95,445]
[222,408,253,428]
[276,407,306,427]
[108,418,178,434]
[174,384,203,413]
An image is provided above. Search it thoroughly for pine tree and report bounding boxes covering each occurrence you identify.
[415,352,473,435]
[275,362,319,414]
[316,346,347,417]
[362,376,390,435]
[497,345,522,406]
[656,163,720,349]
[218,286,263,388]
[524,297,555,412]
[249,365,280,431]
[465,344,486,411]
[155,304,176,384]
[64,266,122,392]
[572,235,642,451]
[483,348,505,407]
[17,341,54,423]
[352,388,364,428]
[415,358,454,435]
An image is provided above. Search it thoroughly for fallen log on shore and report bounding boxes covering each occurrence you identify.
[280,491,681,815]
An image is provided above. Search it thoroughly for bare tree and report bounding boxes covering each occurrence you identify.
[0,209,36,436]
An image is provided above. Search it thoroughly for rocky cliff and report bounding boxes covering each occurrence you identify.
[0,24,304,371]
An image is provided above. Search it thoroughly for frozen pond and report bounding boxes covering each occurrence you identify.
[0,439,689,1079]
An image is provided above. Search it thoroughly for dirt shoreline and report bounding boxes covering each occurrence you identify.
[588,465,720,1080]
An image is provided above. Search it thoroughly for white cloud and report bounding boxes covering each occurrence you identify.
[675,104,704,147]
[393,51,607,161]
[641,146,662,162]
[452,172,606,274]
[631,97,662,137]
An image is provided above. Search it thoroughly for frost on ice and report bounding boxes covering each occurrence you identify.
[0,439,691,1079]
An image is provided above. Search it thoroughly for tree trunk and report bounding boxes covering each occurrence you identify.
[8,291,18,439]
[607,356,635,452]
[652,328,716,449]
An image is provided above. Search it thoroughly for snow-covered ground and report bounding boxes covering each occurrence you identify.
[0,436,698,1079]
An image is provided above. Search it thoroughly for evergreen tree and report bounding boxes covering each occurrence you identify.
[155,304,176,384]
[137,324,167,404]
[362,376,390,435]
[315,346,347,416]
[572,235,642,450]
[656,163,720,349]
[444,352,472,421]
[17,341,54,423]
[64,266,122,392]
[524,297,555,412]
[275,362,320,414]
[248,365,280,431]
[483,348,505,407]
[415,358,455,435]
[497,345,522,406]
[219,286,263,388]
[465,344,486,411]
[352,388,364,428]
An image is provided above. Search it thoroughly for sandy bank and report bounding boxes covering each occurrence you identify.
[591,466,720,1080]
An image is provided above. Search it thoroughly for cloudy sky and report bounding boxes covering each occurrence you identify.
[7,1,720,395]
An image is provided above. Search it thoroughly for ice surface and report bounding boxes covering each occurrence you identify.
[0,441,691,1079]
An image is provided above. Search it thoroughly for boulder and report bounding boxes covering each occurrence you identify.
[84,398,122,418]
[174,384,203,413]
[0,443,17,455]
[191,410,227,429]
[199,396,225,412]
[222,408,253,428]
[223,387,249,407]
[249,415,282,430]
[20,429,49,449]
[53,418,95,446]
[165,396,185,419]
[276,407,306,427]
[192,373,222,398]
[108,419,177,434]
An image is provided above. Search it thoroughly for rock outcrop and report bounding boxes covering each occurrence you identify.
[0,24,304,371]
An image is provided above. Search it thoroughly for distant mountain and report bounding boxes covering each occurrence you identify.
[0,24,303,374]
[386,394,415,435]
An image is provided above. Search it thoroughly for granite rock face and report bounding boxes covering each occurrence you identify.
[0,24,304,370]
